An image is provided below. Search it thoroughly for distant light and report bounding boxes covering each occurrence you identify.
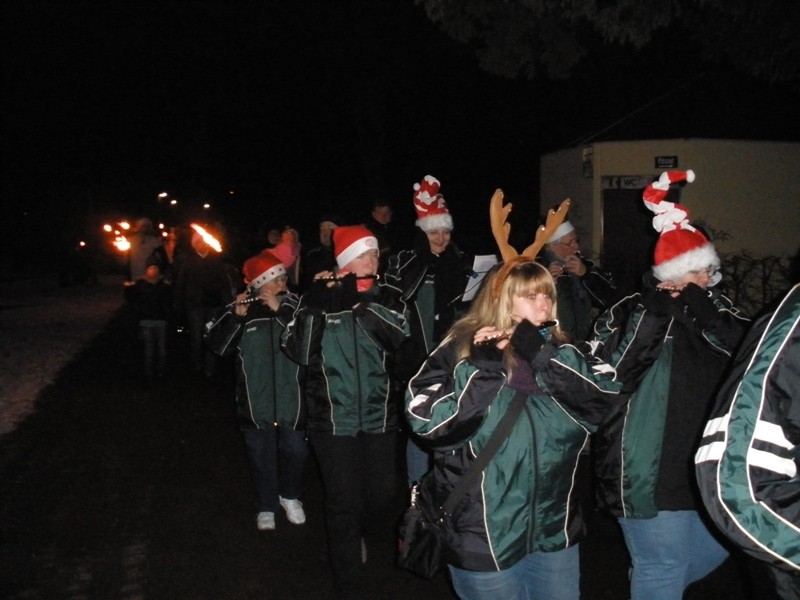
[158,192,168,199]
[120,221,130,230]
[228,190,235,195]
[158,222,165,229]
[170,199,177,205]
[113,236,131,252]
[103,224,113,232]
[203,203,211,209]
[78,241,86,248]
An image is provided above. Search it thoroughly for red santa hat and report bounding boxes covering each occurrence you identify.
[642,170,721,285]
[413,175,454,232]
[333,225,379,269]
[242,251,286,290]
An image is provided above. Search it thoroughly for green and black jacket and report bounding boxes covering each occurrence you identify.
[405,317,665,572]
[205,293,305,431]
[282,279,409,436]
[696,283,800,572]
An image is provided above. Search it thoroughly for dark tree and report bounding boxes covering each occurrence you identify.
[417,0,800,88]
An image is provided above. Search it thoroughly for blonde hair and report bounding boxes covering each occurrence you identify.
[447,260,564,365]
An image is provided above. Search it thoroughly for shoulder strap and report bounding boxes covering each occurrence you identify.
[441,390,527,516]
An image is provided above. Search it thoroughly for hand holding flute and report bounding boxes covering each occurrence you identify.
[312,272,379,283]
[229,290,285,314]
[474,320,558,348]
[656,281,686,297]
[312,270,379,292]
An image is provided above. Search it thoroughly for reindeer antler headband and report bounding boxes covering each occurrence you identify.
[489,189,571,299]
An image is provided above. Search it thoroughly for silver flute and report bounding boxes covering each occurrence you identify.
[227,292,287,308]
[313,273,380,283]
[476,321,558,345]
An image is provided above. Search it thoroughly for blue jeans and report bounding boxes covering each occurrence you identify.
[242,426,308,512]
[448,544,580,600]
[618,510,729,600]
[406,436,431,485]
[139,319,167,378]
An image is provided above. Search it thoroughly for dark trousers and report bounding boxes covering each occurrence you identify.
[242,426,308,513]
[768,563,800,600]
[187,306,219,376]
[310,430,397,596]
[138,319,167,378]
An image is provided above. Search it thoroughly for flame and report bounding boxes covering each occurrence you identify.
[113,236,130,252]
[190,223,223,253]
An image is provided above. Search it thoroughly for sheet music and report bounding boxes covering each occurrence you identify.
[463,254,498,302]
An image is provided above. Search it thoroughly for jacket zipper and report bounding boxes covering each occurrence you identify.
[523,402,537,553]
[270,318,277,426]
[353,311,362,430]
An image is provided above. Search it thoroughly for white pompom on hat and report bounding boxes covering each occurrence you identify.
[642,170,721,285]
[413,174,454,232]
[333,225,379,269]
[243,251,286,291]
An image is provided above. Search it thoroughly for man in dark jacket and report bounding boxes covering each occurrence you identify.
[539,218,617,342]
[173,227,232,378]
[300,213,343,292]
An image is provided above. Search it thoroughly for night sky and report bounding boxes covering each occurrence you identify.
[4,2,799,269]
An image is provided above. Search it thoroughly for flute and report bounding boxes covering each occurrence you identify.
[227,292,287,308]
[476,321,558,346]
[313,273,380,283]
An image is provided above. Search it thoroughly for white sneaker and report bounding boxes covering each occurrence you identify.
[279,496,306,525]
[256,511,275,531]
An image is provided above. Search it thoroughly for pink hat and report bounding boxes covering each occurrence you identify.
[642,170,720,285]
[333,225,379,269]
[243,251,286,290]
[413,175,454,232]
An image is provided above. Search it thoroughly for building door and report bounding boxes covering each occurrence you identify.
[602,185,678,296]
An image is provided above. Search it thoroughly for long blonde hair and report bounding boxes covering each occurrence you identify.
[447,259,564,363]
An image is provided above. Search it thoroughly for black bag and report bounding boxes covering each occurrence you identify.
[396,482,445,579]
[396,391,527,579]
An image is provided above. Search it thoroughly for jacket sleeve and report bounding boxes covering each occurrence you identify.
[281,300,325,366]
[697,292,750,355]
[589,294,672,394]
[275,293,299,326]
[356,302,409,353]
[535,343,627,429]
[205,309,244,358]
[406,342,506,451]
[581,259,618,308]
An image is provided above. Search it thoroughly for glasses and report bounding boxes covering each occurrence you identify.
[556,238,579,248]
[689,266,719,278]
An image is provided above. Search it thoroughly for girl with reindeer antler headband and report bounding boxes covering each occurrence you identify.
[403,188,670,600]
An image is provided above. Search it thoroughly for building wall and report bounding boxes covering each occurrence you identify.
[539,146,594,252]
[542,138,800,261]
